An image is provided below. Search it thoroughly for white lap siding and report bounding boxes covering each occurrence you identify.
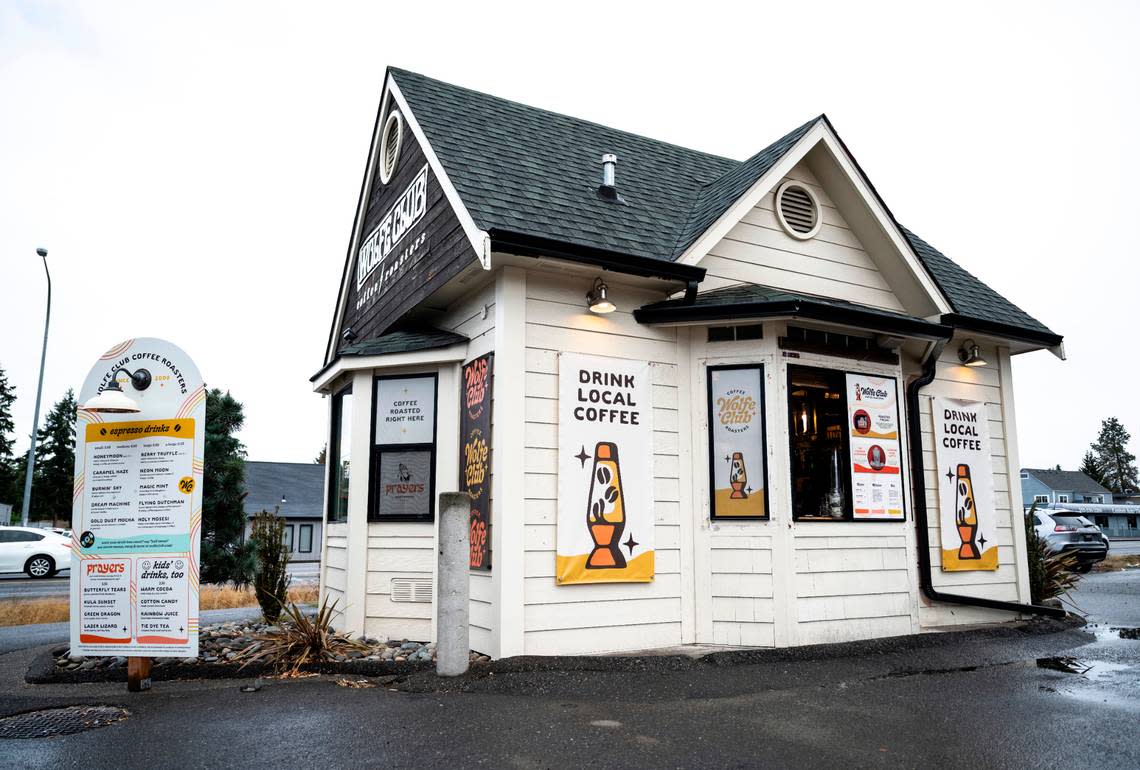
[522,271,686,655]
[322,523,348,625]
[916,340,1027,626]
[699,161,906,313]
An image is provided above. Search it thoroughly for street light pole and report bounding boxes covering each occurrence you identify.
[20,248,51,527]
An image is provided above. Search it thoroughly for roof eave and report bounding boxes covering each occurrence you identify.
[489,229,705,284]
[940,313,1064,357]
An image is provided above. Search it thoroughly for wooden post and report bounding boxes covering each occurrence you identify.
[127,656,152,692]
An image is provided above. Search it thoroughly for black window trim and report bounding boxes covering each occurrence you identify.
[369,372,439,523]
[325,382,353,523]
[298,523,313,554]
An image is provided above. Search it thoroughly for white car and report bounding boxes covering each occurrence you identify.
[0,526,72,578]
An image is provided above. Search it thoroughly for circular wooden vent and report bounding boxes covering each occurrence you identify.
[775,181,821,240]
[379,110,403,184]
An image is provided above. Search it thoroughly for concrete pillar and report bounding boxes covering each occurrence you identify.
[436,492,471,676]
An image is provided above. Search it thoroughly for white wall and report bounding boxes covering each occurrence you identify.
[699,161,906,313]
[521,270,688,655]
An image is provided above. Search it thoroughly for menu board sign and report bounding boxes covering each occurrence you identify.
[461,354,494,570]
[707,366,768,519]
[71,338,205,657]
[934,398,999,571]
[845,374,905,520]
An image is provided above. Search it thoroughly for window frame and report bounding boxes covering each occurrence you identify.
[1033,494,1049,504]
[325,382,353,524]
[786,363,907,523]
[369,373,439,523]
[282,524,294,553]
[298,523,313,554]
[706,363,770,521]
[1057,494,1069,503]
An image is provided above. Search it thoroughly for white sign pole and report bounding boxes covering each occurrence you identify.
[70,338,206,690]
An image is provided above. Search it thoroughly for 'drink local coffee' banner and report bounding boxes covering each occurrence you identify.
[71,338,205,657]
[846,374,905,520]
[934,397,999,571]
[461,353,493,570]
[708,366,767,518]
[557,353,653,584]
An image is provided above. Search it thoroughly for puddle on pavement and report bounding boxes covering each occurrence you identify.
[1088,625,1140,642]
[1036,656,1133,681]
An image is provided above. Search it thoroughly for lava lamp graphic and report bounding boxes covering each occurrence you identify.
[954,464,981,559]
[585,441,627,569]
[729,452,748,499]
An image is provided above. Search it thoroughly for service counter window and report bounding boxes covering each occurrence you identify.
[788,365,905,522]
[369,374,437,522]
[326,384,352,523]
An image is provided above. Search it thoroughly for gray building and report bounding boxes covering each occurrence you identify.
[1021,467,1140,538]
[244,461,324,563]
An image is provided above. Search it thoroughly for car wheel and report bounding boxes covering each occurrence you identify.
[1076,563,1093,574]
[25,555,55,579]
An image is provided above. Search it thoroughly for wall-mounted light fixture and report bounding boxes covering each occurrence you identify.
[280,494,288,504]
[81,367,152,413]
[586,278,615,314]
[957,339,987,367]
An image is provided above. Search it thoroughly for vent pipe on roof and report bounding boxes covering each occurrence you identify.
[598,153,623,203]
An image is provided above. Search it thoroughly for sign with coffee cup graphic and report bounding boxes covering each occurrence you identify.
[556,353,654,584]
[934,397,999,571]
[707,366,768,519]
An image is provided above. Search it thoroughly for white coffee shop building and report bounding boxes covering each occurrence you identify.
[311,68,1065,659]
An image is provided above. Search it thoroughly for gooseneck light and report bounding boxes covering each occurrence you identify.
[81,367,152,413]
[586,278,616,314]
[957,339,988,367]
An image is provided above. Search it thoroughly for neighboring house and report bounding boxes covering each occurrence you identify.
[1020,468,1111,507]
[243,461,324,563]
[1022,468,1140,538]
[313,67,1065,657]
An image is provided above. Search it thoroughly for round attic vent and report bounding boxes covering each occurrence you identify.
[775,181,821,240]
[379,110,403,185]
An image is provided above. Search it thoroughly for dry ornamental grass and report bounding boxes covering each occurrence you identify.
[0,583,319,627]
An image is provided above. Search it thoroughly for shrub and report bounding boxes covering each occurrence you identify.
[237,596,367,675]
[251,508,291,622]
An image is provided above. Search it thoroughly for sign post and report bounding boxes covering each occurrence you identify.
[70,338,206,691]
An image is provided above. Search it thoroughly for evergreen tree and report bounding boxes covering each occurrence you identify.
[1079,450,1106,488]
[0,365,17,507]
[1091,417,1139,493]
[201,388,255,584]
[31,390,77,526]
[314,444,326,465]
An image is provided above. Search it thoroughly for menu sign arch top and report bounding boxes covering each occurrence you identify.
[70,338,206,657]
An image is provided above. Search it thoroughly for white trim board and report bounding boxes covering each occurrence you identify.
[675,122,952,318]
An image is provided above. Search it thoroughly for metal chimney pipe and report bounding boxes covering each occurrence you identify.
[601,154,617,188]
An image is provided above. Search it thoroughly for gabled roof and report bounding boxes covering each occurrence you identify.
[341,328,468,357]
[1022,468,1112,496]
[244,461,325,520]
[388,68,1060,346]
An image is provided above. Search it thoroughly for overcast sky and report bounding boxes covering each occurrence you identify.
[2,1,1137,472]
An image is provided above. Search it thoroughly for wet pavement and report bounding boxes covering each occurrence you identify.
[0,570,1136,769]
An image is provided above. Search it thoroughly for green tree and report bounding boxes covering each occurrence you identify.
[314,444,326,465]
[0,365,17,508]
[31,389,76,526]
[201,388,256,584]
[1091,417,1139,493]
[1079,450,1106,488]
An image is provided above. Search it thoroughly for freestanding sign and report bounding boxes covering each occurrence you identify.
[557,353,654,584]
[70,338,206,657]
[934,397,999,571]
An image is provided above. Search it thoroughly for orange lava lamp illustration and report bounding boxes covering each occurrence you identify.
[729,452,748,499]
[954,464,981,559]
[586,441,627,569]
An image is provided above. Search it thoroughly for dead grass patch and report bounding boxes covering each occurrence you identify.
[1094,554,1140,572]
[0,583,320,627]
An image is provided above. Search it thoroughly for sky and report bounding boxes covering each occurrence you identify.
[1,1,1138,471]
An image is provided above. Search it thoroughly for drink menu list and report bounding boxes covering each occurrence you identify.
[78,419,195,648]
[845,375,905,520]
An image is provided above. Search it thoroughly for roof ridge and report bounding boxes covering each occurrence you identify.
[389,67,740,165]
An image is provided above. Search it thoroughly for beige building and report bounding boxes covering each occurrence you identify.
[312,68,1064,658]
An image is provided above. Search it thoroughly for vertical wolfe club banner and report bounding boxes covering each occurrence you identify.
[708,366,767,518]
[461,353,493,570]
[846,374,905,520]
[557,353,654,584]
[934,397,999,571]
[71,338,206,657]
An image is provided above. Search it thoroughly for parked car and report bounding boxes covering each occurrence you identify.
[1032,510,1108,572]
[0,526,72,578]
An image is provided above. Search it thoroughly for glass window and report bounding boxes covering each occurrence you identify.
[1095,516,1109,528]
[1057,495,1069,503]
[298,524,313,553]
[1128,515,1137,530]
[707,365,768,519]
[370,374,437,522]
[1033,495,1049,504]
[2,530,44,542]
[327,384,352,523]
[787,365,905,522]
[282,524,294,552]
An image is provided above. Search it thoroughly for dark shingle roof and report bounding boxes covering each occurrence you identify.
[244,461,325,520]
[1022,469,1112,495]
[392,68,1059,344]
[341,328,467,357]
